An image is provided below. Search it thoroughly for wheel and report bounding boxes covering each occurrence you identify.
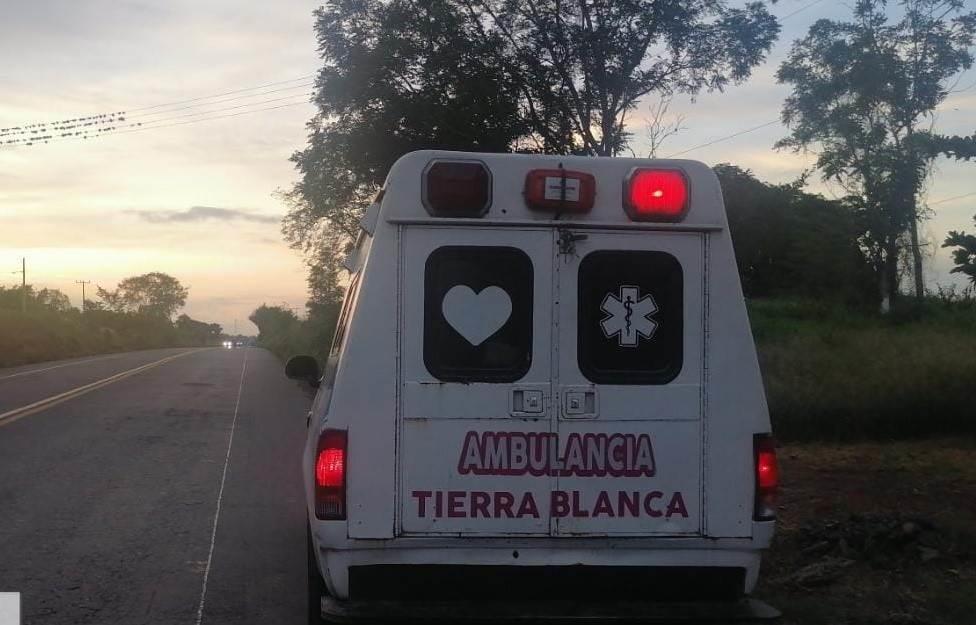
[307,525,327,625]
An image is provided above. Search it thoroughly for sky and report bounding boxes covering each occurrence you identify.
[1,0,973,333]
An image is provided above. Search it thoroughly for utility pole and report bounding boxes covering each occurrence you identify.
[76,280,91,313]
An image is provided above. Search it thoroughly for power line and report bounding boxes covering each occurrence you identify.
[929,191,976,206]
[135,91,312,124]
[8,100,313,148]
[126,74,314,113]
[779,0,827,22]
[0,74,316,140]
[129,82,314,120]
[665,119,780,158]
[2,94,313,148]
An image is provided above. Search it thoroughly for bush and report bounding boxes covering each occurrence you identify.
[751,298,976,441]
[0,308,218,368]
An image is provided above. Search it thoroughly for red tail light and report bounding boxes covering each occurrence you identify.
[624,169,688,221]
[754,434,779,521]
[423,160,492,217]
[315,429,347,520]
[523,168,596,213]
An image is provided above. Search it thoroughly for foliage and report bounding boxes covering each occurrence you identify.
[716,164,876,304]
[776,0,976,301]
[283,0,780,273]
[751,297,976,441]
[249,304,321,363]
[96,272,189,319]
[943,214,976,284]
[0,279,219,367]
[459,0,779,156]
[0,285,72,313]
[282,0,527,252]
[175,314,223,345]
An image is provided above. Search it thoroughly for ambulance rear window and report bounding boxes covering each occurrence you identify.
[424,246,533,382]
[577,250,683,384]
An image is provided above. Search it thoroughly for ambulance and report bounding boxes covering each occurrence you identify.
[285,151,780,622]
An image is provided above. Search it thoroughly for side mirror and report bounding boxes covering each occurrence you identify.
[285,355,320,387]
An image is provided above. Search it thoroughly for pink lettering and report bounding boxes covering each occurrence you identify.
[618,491,639,517]
[516,492,540,519]
[572,491,589,517]
[666,492,688,518]
[551,490,569,518]
[494,492,515,518]
[470,491,491,518]
[592,491,615,518]
[412,490,432,517]
[447,491,465,517]
[644,491,663,518]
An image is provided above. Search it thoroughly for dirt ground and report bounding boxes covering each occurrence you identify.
[755,439,976,625]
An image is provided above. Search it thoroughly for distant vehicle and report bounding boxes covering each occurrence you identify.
[222,340,233,349]
[287,151,778,622]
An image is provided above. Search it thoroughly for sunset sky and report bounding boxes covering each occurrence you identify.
[2,0,973,333]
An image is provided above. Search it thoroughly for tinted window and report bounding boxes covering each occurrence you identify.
[577,250,683,384]
[424,246,533,382]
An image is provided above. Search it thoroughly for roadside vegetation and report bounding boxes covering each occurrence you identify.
[752,294,976,441]
[0,273,222,368]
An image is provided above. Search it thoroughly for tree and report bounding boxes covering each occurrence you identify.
[0,286,72,312]
[175,314,222,345]
[282,0,527,254]
[97,272,189,319]
[944,215,976,284]
[777,0,976,306]
[283,0,780,258]
[716,164,875,303]
[459,0,779,157]
[34,288,72,312]
[249,305,300,339]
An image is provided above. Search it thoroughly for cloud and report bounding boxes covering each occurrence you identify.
[127,205,280,224]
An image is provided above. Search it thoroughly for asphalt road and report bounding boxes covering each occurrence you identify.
[0,347,313,625]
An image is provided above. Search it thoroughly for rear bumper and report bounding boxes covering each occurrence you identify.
[320,596,781,622]
[315,543,767,601]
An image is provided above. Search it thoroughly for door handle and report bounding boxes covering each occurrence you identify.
[562,387,598,419]
[511,388,546,417]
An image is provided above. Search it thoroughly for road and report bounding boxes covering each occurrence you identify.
[0,347,313,624]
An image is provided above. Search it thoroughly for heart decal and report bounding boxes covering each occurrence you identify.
[442,285,513,346]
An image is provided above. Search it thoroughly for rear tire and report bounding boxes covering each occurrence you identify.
[307,525,327,625]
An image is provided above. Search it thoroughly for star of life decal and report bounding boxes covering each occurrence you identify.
[600,285,658,347]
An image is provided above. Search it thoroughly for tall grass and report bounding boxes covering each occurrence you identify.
[750,298,976,441]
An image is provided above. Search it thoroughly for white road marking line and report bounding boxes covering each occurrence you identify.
[195,347,249,625]
[0,352,128,381]
[0,349,206,428]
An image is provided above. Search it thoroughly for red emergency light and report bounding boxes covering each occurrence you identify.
[423,160,492,217]
[754,434,779,521]
[524,168,596,213]
[624,168,688,222]
[315,429,347,520]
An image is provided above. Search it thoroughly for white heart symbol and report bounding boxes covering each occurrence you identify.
[442,285,513,346]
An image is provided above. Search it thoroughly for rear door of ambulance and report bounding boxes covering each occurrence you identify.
[398,226,555,535]
[553,229,704,536]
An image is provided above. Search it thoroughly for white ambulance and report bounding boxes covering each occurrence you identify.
[286,150,780,622]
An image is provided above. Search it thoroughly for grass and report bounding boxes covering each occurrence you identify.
[750,298,976,441]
